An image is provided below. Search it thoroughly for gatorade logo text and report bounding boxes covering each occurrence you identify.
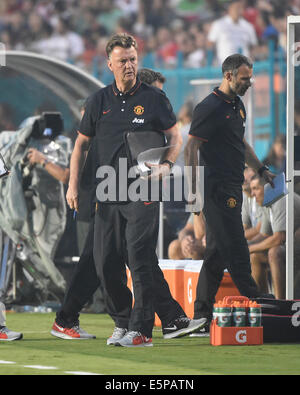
[236,330,247,344]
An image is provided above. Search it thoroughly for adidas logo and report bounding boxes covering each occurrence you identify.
[132,118,144,124]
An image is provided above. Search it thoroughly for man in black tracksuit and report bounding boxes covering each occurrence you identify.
[185,54,275,323]
[52,67,206,342]
[63,34,206,347]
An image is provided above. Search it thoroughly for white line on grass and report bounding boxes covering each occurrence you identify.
[23,365,58,370]
[0,360,16,364]
[64,371,101,376]
[0,360,100,375]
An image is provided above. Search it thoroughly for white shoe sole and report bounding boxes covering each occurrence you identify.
[107,339,123,346]
[163,317,207,339]
[115,342,153,348]
[0,334,23,341]
[51,330,95,340]
[189,332,209,338]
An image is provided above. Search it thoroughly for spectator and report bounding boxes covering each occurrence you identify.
[0,31,13,50]
[35,0,54,21]
[242,166,262,241]
[96,0,122,35]
[156,26,178,68]
[249,174,300,298]
[92,36,114,83]
[175,100,194,172]
[163,100,194,240]
[139,34,158,69]
[52,18,85,62]
[0,0,289,70]
[115,0,139,18]
[174,31,192,67]
[29,22,54,56]
[27,12,50,43]
[243,0,264,39]
[168,213,206,260]
[6,12,27,49]
[207,0,258,65]
[72,7,108,38]
[175,0,216,23]
[262,134,286,175]
[142,0,177,33]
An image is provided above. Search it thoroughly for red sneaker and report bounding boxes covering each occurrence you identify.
[0,327,23,341]
[115,331,153,347]
[51,321,96,340]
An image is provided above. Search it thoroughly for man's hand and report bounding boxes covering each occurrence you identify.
[27,148,46,165]
[248,244,255,254]
[145,162,171,180]
[186,193,203,216]
[244,139,276,188]
[261,169,276,188]
[66,133,91,210]
[181,235,205,259]
[181,235,195,258]
[66,184,79,211]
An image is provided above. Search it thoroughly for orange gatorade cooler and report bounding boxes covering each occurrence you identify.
[183,261,202,319]
[158,260,186,309]
[183,264,240,319]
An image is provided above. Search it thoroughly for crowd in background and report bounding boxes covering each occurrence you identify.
[0,0,298,76]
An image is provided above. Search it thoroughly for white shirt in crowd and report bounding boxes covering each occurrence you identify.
[31,31,84,62]
[208,15,258,65]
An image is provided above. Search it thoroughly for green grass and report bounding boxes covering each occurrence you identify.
[0,313,299,375]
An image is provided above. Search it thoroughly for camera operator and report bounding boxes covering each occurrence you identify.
[27,147,69,185]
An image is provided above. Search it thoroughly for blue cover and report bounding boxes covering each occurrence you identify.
[263,172,288,207]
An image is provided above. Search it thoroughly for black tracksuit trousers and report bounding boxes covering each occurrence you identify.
[93,200,184,338]
[56,220,100,326]
[194,178,260,321]
[57,202,184,336]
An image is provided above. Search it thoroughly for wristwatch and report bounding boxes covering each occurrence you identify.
[258,165,269,177]
[162,160,174,169]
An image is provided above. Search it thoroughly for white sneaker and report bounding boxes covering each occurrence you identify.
[0,327,23,341]
[115,331,153,347]
[107,327,128,345]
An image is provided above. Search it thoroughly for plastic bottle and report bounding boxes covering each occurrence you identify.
[233,302,246,327]
[249,301,262,327]
[213,302,220,322]
[218,302,232,327]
